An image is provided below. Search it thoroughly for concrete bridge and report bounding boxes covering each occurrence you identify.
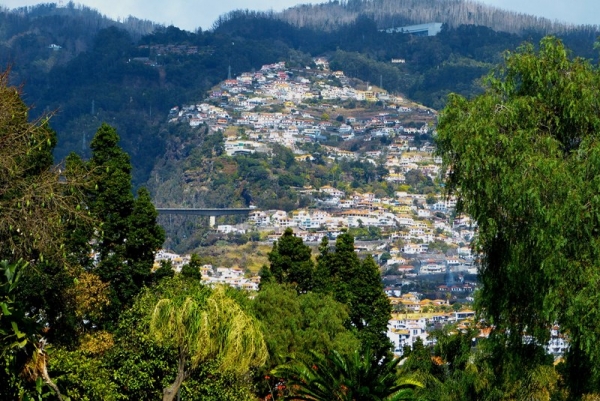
[155,208,253,227]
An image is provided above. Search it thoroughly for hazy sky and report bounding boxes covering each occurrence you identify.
[4,0,600,32]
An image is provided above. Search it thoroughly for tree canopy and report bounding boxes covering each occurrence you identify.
[436,36,600,394]
[0,69,86,264]
[253,283,360,367]
[85,123,165,324]
[313,232,392,359]
[0,69,91,398]
[264,228,314,292]
[150,282,267,401]
[273,347,422,401]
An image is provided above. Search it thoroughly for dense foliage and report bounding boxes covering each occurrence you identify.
[314,234,393,359]
[273,347,421,401]
[437,36,600,397]
[4,2,600,398]
[84,123,165,324]
[261,228,315,293]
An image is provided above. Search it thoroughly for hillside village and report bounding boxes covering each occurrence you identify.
[158,57,567,360]
[159,58,499,354]
[166,58,475,269]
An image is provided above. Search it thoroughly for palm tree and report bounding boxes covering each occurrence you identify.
[274,347,422,401]
[149,285,268,401]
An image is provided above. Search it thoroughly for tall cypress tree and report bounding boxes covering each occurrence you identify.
[88,123,134,260]
[87,123,164,324]
[88,123,135,321]
[313,236,333,293]
[352,255,393,357]
[126,187,165,286]
[316,232,392,358]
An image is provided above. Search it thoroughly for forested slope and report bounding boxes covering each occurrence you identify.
[277,0,599,34]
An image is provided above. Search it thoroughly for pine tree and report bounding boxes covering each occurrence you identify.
[315,232,392,358]
[352,255,393,357]
[180,253,202,280]
[313,236,333,293]
[87,123,163,323]
[87,124,135,321]
[88,123,134,260]
[266,228,314,293]
[126,187,165,286]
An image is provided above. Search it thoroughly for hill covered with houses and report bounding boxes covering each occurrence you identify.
[149,56,483,337]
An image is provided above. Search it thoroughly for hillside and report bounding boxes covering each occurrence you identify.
[1,1,598,190]
[147,58,440,252]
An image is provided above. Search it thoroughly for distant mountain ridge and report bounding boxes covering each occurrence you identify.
[2,2,157,39]
[276,0,599,35]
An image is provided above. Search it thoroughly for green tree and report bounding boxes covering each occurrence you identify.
[315,232,392,359]
[266,228,314,293]
[149,283,267,401]
[436,36,600,395]
[87,123,136,318]
[49,347,120,401]
[274,347,422,401]
[0,70,89,399]
[253,283,360,367]
[352,255,393,357]
[0,69,63,263]
[253,283,361,399]
[125,187,165,284]
[87,123,164,323]
[258,264,274,290]
[88,123,134,253]
[313,236,333,293]
[50,277,258,401]
[181,253,202,280]
[153,259,175,283]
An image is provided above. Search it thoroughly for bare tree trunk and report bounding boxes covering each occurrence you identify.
[162,376,184,401]
[22,339,65,401]
[40,364,64,401]
[163,351,187,401]
[162,368,185,401]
